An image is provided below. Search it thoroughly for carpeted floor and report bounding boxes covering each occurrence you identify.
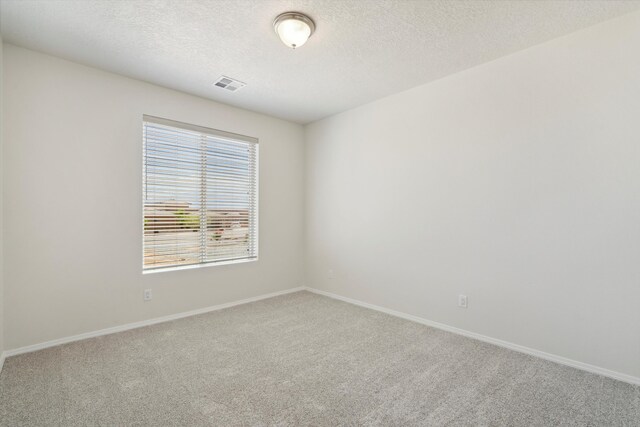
[0,291,638,426]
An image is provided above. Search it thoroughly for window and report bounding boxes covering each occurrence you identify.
[142,116,258,271]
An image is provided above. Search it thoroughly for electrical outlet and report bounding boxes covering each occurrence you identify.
[328,269,334,279]
[144,289,152,301]
[458,294,468,308]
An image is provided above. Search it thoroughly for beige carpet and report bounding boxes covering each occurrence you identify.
[0,291,638,426]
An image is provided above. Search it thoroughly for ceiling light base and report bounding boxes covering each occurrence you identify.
[273,12,315,49]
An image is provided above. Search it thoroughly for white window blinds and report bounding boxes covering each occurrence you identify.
[143,116,258,271]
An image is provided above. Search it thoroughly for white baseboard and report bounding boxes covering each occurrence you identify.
[304,287,640,386]
[5,285,638,386]
[4,287,305,358]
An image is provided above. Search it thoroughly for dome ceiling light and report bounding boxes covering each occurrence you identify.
[273,12,315,49]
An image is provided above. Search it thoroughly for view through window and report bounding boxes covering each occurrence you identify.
[143,116,258,271]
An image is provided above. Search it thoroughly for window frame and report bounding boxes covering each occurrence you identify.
[141,115,259,274]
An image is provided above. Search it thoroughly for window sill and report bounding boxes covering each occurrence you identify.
[142,257,257,275]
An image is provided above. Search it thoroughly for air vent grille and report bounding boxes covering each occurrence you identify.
[213,76,246,92]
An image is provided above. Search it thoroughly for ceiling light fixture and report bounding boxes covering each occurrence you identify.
[273,12,315,49]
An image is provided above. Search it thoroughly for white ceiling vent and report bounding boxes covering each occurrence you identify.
[213,76,246,92]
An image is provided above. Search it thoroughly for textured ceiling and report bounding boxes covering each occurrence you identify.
[1,0,639,123]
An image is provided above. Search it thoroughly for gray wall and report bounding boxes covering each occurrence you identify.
[0,35,4,361]
[2,45,305,350]
[305,11,640,378]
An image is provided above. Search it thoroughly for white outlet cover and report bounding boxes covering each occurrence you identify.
[458,295,468,308]
[144,289,152,301]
